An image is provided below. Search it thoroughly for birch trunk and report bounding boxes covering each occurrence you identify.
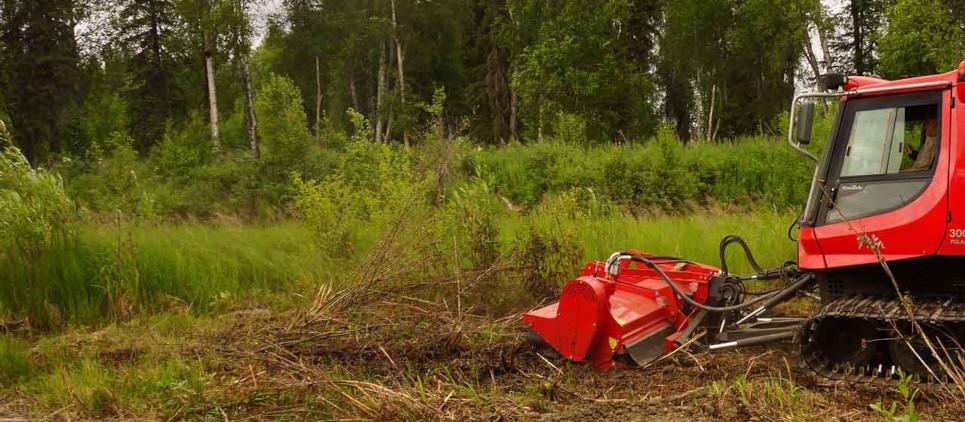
[390,0,408,146]
[241,59,258,157]
[375,41,387,143]
[235,0,258,157]
[802,25,822,85]
[706,85,716,143]
[204,31,221,152]
[817,24,833,71]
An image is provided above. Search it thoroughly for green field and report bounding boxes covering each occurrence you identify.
[5,136,960,419]
[3,210,960,420]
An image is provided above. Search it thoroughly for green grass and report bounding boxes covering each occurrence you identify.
[0,210,798,329]
[0,222,340,328]
[501,210,797,275]
[0,335,35,387]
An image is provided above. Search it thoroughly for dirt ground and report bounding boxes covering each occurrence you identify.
[181,299,965,421]
[3,282,964,421]
[3,299,965,421]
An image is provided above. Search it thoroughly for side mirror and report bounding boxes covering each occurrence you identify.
[796,102,815,145]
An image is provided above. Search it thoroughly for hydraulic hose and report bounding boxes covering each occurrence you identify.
[718,235,765,275]
[613,253,806,313]
[787,211,802,242]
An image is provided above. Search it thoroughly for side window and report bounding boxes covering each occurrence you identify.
[839,105,938,177]
[824,95,941,224]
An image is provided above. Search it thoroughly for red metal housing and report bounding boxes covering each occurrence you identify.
[522,251,719,370]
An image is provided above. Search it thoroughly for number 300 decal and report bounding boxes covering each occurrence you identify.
[950,229,965,238]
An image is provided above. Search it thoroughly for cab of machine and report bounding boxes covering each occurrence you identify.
[795,64,965,270]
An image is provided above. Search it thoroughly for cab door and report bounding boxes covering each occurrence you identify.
[812,89,951,268]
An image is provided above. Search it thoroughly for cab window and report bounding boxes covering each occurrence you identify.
[840,104,939,177]
[822,91,942,224]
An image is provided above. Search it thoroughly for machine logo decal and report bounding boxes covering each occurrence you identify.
[949,228,965,245]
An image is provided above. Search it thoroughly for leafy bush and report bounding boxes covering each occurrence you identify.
[514,192,586,297]
[62,132,156,216]
[292,141,429,259]
[466,131,816,212]
[0,146,74,260]
[291,173,360,258]
[447,179,505,268]
[255,74,313,166]
[150,116,211,179]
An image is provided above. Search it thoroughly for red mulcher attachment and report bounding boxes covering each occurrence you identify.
[523,250,721,370]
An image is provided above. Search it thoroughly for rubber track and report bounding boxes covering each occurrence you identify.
[797,295,965,384]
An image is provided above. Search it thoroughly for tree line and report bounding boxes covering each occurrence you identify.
[1,0,963,164]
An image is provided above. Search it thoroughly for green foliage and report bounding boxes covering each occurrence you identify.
[150,116,211,179]
[447,179,505,268]
[466,133,813,212]
[291,172,360,258]
[878,0,965,79]
[509,0,658,141]
[115,0,183,149]
[292,141,428,259]
[870,372,920,422]
[62,132,156,217]
[0,145,75,327]
[658,0,816,138]
[0,335,35,386]
[0,0,79,162]
[254,74,313,165]
[554,113,588,146]
[0,145,73,260]
[514,191,587,297]
[347,108,374,142]
[61,91,130,153]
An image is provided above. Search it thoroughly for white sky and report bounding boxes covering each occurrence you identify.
[250,0,285,46]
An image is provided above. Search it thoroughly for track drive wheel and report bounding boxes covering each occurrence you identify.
[888,323,959,380]
[806,317,881,369]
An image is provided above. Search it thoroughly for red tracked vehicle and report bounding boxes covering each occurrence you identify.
[524,63,965,381]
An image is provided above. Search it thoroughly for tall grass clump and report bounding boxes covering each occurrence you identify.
[78,223,324,313]
[0,334,35,386]
[0,143,76,327]
[3,137,321,326]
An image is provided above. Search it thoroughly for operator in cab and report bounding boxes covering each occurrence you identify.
[903,116,938,172]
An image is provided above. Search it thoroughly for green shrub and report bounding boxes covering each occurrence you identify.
[447,179,505,268]
[149,116,211,179]
[467,131,816,212]
[554,112,588,145]
[292,140,430,260]
[255,74,313,166]
[291,172,360,258]
[62,132,156,217]
[514,193,586,297]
